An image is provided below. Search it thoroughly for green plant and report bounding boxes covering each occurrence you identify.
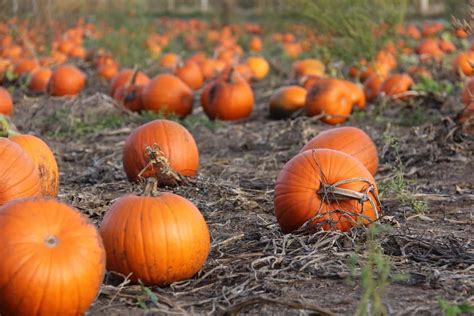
[286,0,407,63]
[136,280,159,309]
[380,132,428,213]
[438,299,474,316]
[412,76,455,95]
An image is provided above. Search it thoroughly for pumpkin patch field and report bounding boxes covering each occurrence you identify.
[0,1,473,314]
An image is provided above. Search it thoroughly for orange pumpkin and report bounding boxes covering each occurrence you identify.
[97,62,119,81]
[203,68,254,121]
[28,67,52,92]
[416,39,444,60]
[109,68,150,96]
[9,134,59,197]
[199,58,226,80]
[249,36,263,52]
[274,149,381,233]
[0,198,105,315]
[269,86,307,119]
[0,87,13,115]
[113,84,145,112]
[141,74,193,118]
[300,127,378,175]
[175,60,204,90]
[48,64,86,96]
[363,74,385,102]
[246,56,270,80]
[422,22,444,37]
[0,138,41,205]
[342,80,366,109]
[455,28,468,39]
[100,192,210,285]
[13,58,39,77]
[122,119,199,184]
[438,39,456,53]
[305,79,353,125]
[453,51,474,76]
[293,58,325,78]
[160,53,179,70]
[459,102,474,123]
[380,74,414,98]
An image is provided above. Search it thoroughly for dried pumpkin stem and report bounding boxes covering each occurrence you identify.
[137,144,182,185]
[142,177,158,196]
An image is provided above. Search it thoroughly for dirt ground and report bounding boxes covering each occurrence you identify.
[8,71,474,315]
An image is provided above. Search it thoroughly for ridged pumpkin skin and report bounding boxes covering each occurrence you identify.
[175,61,204,90]
[109,68,150,96]
[269,86,307,119]
[274,149,381,233]
[100,192,210,285]
[142,74,193,118]
[9,135,59,197]
[48,64,86,96]
[0,198,106,315]
[0,87,13,115]
[204,70,254,121]
[305,79,353,125]
[122,119,199,183]
[300,127,379,175]
[0,138,41,205]
[28,67,52,93]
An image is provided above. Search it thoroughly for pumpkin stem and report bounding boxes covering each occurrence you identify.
[143,177,158,196]
[126,66,139,88]
[137,144,182,185]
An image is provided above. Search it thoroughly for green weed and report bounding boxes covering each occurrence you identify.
[438,299,474,316]
[136,280,159,309]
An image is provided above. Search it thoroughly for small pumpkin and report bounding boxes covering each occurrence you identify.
[416,39,444,60]
[342,80,366,110]
[100,190,210,286]
[363,74,385,102]
[122,119,199,184]
[461,78,474,105]
[97,62,119,81]
[305,79,353,125]
[274,149,381,233]
[141,74,193,118]
[109,68,150,96]
[175,60,204,90]
[13,58,39,77]
[300,127,378,175]
[269,86,307,119]
[48,64,86,96]
[293,58,325,78]
[28,67,52,92]
[380,74,414,98]
[160,53,179,70]
[0,87,13,116]
[246,56,270,81]
[453,51,474,76]
[459,102,474,124]
[202,68,254,121]
[0,138,41,205]
[9,134,59,197]
[249,36,263,52]
[0,198,106,315]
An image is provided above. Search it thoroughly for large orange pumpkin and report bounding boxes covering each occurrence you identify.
[0,198,106,315]
[141,74,193,118]
[0,138,41,205]
[269,86,307,119]
[274,149,381,233]
[122,119,199,184]
[9,134,59,197]
[28,67,52,93]
[305,79,353,125]
[203,68,254,121]
[48,64,86,96]
[0,87,13,115]
[100,192,210,285]
[300,127,379,175]
[109,68,150,96]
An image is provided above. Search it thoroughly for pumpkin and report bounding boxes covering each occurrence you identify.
[69,45,87,59]
[234,63,254,82]
[141,74,193,118]
[438,39,456,53]
[246,56,270,80]
[416,39,444,60]
[100,191,210,285]
[28,67,52,92]
[0,138,41,205]
[13,58,39,77]
[305,79,353,125]
[114,84,145,112]
[122,119,199,184]
[461,78,474,105]
[342,80,366,109]
[160,53,179,70]
[453,51,474,76]
[0,198,105,315]
[422,22,444,37]
[175,60,204,90]
[269,86,307,119]
[249,36,263,52]
[363,74,384,102]
[97,62,119,81]
[109,68,150,96]
[293,58,325,78]
[300,127,378,175]
[48,64,86,96]
[459,102,474,123]
[0,87,13,115]
[9,134,59,197]
[455,28,468,39]
[405,25,421,39]
[274,149,381,233]
[203,68,254,120]
[380,74,414,98]
[302,75,324,90]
